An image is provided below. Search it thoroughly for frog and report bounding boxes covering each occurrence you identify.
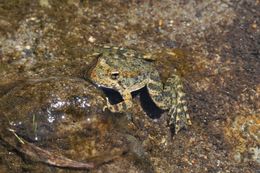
[87,46,191,135]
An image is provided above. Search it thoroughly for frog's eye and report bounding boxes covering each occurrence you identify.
[110,71,120,80]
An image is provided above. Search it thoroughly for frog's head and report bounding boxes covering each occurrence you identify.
[88,56,123,91]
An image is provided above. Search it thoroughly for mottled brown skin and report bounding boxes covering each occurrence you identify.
[88,46,191,134]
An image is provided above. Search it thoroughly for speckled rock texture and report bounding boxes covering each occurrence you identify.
[0,0,259,173]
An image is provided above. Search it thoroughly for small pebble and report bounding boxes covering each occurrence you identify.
[233,152,241,163]
[251,22,257,29]
[88,36,96,43]
[39,0,51,8]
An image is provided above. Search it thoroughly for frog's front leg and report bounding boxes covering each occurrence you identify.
[104,90,133,113]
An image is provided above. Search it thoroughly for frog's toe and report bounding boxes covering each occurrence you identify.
[104,97,116,112]
[186,114,192,125]
[103,104,116,112]
[106,103,118,112]
[175,114,189,134]
[104,97,125,113]
[102,105,108,112]
[169,111,191,135]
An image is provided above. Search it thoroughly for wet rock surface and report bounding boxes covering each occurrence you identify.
[0,77,152,172]
[0,77,107,142]
[0,0,259,172]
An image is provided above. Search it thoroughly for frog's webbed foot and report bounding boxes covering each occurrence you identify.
[168,105,192,135]
[103,97,115,112]
[103,97,123,112]
[103,92,133,113]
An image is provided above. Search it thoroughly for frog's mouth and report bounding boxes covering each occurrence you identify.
[96,84,118,91]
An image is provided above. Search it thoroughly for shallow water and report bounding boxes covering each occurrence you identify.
[0,0,259,172]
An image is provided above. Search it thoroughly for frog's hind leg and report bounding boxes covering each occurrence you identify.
[167,75,191,135]
[104,91,133,113]
[146,72,191,135]
[146,77,172,111]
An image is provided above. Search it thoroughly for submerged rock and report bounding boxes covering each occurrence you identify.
[0,77,106,141]
[224,114,260,164]
[0,77,127,169]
